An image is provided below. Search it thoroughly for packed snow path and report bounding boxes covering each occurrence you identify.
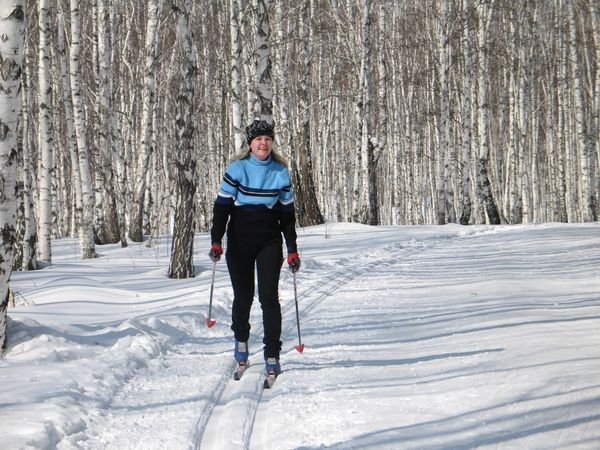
[2,223,600,449]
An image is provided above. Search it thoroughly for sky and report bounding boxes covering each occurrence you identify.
[1,222,600,449]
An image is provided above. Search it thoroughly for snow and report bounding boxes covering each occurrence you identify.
[2,222,600,449]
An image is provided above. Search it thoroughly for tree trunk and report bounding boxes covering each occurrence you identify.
[96,0,120,244]
[567,1,594,221]
[17,22,36,270]
[437,0,450,225]
[0,0,25,353]
[37,0,53,263]
[129,0,161,242]
[459,0,473,225]
[475,0,501,224]
[70,0,96,258]
[169,0,197,279]
[294,0,323,227]
[229,0,245,154]
[255,0,273,120]
[352,0,375,225]
[58,13,82,239]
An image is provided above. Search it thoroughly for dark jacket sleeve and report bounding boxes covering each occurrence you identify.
[278,204,298,254]
[210,199,232,244]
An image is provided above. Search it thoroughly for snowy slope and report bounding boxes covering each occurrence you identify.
[2,223,600,449]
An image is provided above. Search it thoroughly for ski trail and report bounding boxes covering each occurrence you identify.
[197,234,457,449]
[197,361,265,449]
[195,258,370,449]
[249,235,455,448]
[79,344,232,450]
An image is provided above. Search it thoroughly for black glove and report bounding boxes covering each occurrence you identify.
[208,243,223,262]
[287,252,301,272]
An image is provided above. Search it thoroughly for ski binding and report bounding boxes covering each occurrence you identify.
[233,362,248,380]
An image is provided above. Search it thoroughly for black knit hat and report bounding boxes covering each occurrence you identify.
[246,120,275,144]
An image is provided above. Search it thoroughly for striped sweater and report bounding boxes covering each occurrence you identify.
[210,154,297,253]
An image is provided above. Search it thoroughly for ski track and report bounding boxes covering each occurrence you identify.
[64,232,456,449]
[74,342,233,450]
[196,234,450,449]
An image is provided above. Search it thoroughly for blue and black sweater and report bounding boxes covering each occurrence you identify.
[210,153,297,253]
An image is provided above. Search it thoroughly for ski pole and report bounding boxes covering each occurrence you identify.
[292,271,304,353]
[206,261,217,328]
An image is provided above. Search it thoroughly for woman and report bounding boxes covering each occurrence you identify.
[208,120,300,376]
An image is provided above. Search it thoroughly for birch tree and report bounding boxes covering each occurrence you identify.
[70,0,95,258]
[567,0,594,221]
[437,0,451,224]
[169,0,197,279]
[0,0,25,352]
[129,0,161,242]
[57,12,82,240]
[230,0,244,154]
[96,0,120,244]
[459,0,473,224]
[37,0,53,263]
[352,0,377,225]
[17,16,36,270]
[255,0,272,119]
[475,0,501,224]
[293,0,323,226]
[591,0,600,208]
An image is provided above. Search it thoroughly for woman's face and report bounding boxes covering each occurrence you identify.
[250,135,273,161]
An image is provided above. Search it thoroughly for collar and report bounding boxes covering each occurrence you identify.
[248,153,272,166]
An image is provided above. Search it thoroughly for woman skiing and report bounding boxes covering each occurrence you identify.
[208,120,300,377]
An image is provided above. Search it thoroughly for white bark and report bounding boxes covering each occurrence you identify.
[19,18,36,270]
[37,0,53,263]
[459,0,473,225]
[475,0,501,224]
[129,0,161,241]
[255,0,272,119]
[57,13,82,236]
[567,1,594,221]
[169,0,197,279]
[70,0,96,258]
[0,0,25,352]
[230,0,244,153]
[591,0,600,210]
[352,0,373,224]
[96,0,119,243]
[437,0,450,224]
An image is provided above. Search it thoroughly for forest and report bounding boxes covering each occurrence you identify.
[0,0,598,282]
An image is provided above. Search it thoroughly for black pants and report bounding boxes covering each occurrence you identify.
[226,238,283,359]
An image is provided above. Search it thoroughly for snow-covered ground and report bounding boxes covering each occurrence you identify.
[2,222,600,449]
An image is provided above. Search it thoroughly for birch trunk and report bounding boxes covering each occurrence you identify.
[19,21,36,270]
[70,0,96,258]
[352,0,374,224]
[0,0,25,352]
[230,0,244,154]
[475,0,501,224]
[567,1,594,221]
[37,0,53,263]
[58,13,82,238]
[591,0,600,211]
[459,0,473,225]
[273,0,290,161]
[129,0,160,241]
[255,0,272,119]
[96,0,120,243]
[294,0,323,226]
[169,0,197,279]
[437,0,450,224]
